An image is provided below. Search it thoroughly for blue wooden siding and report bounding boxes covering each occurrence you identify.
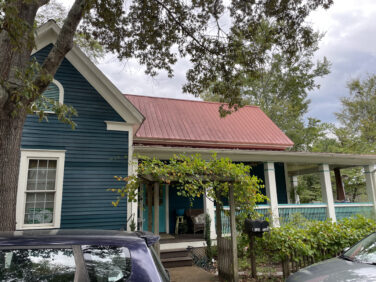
[21,44,128,230]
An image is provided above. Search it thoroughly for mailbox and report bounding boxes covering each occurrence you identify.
[244,219,269,237]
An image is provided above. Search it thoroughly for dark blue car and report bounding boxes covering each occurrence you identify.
[0,229,170,281]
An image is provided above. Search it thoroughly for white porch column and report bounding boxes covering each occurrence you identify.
[264,162,280,227]
[204,190,216,239]
[291,176,300,204]
[127,158,138,231]
[319,164,336,222]
[364,165,376,216]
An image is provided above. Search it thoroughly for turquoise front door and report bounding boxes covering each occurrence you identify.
[142,184,166,233]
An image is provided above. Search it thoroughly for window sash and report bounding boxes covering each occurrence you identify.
[24,159,57,226]
[17,150,65,230]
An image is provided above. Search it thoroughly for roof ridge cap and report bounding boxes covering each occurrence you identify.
[124,93,260,108]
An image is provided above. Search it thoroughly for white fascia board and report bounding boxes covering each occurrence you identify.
[105,121,134,132]
[33,21,144,126]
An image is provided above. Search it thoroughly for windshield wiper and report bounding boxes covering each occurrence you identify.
[339,254,354,262]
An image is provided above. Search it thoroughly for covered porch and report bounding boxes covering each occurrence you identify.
[127,145,376,240]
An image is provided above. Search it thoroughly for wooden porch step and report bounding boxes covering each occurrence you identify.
[162,256,193,268]
[161,248,193,268]
[160,248,189,259]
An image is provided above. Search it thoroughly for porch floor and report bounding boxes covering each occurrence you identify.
[160,233,204,244]
[160,233,207,251]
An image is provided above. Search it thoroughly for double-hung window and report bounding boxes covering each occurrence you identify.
[16,150,65,229]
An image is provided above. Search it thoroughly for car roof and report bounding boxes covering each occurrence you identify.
[0,229,157,247]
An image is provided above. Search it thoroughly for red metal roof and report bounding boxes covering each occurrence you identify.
[125,94,294,150]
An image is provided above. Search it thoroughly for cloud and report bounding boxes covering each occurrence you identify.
[307,0,376,123]
[96,54,200,101]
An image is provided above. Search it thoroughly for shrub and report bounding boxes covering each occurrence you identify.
[239,215,376,276]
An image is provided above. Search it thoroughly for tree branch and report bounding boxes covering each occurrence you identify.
[32,0,88,96]
[151,0,213,54]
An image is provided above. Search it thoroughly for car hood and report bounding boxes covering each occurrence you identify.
[287,257,376,282]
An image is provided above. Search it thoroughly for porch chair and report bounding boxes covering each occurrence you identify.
[185,209,205,235]
[192,213,205,235]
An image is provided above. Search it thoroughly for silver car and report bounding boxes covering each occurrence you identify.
[287,232,376,282]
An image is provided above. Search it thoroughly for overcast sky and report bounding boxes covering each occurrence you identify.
[61,1,376,124]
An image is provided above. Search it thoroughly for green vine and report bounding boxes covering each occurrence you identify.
[109,154,267,219]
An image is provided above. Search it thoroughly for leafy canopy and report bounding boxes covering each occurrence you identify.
[335,74,376,151]
[109,154,266,216]
[0,0,334,127]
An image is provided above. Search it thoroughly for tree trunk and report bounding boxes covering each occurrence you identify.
[0,114,26,231]
[0,0,87,231]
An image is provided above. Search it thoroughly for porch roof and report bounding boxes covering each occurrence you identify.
[125,94,293,150]
[133,145,376,176]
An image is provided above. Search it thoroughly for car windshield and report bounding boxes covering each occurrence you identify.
[343,233,376,264]
[0,245,131,281]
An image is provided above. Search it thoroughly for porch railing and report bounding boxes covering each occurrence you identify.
[216,202,374,235]
[278,204,328,223]
[334,202,374,220]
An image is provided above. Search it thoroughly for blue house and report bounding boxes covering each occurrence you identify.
[16,21,143,231]
[16,22,376,245]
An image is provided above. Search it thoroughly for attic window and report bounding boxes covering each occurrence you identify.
[37,79,64,113]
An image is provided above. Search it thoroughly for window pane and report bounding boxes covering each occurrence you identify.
[48,160,57,168]
[27,170,37,191]
[82,245,132,281]
[0,248,75,281]
[46,179,56,190]
[29,160,38,168]
[46,192,55,202]
[36,193,46,202]
[25,193,36,204]
[38,160,48,168]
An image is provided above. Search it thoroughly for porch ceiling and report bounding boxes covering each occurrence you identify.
[134,145,376,175]
[285,163,360,176]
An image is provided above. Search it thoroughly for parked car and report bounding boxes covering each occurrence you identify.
[287,232,376,281]
[0,229,170,281]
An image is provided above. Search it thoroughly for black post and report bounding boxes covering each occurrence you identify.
[249,233,257,279]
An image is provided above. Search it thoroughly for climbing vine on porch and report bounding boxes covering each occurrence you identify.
[109,154,267,218]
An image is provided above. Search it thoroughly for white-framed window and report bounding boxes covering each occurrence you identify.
[16,150,65,230]
[35,79,64,113]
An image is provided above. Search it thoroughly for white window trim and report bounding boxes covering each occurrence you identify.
[105,121,137,231]
[53,79,64,105]
[16,149,66,230]
[105,121,134,177]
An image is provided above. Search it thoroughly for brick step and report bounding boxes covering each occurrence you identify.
[162,256,193,268]
[160,248,189,259]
